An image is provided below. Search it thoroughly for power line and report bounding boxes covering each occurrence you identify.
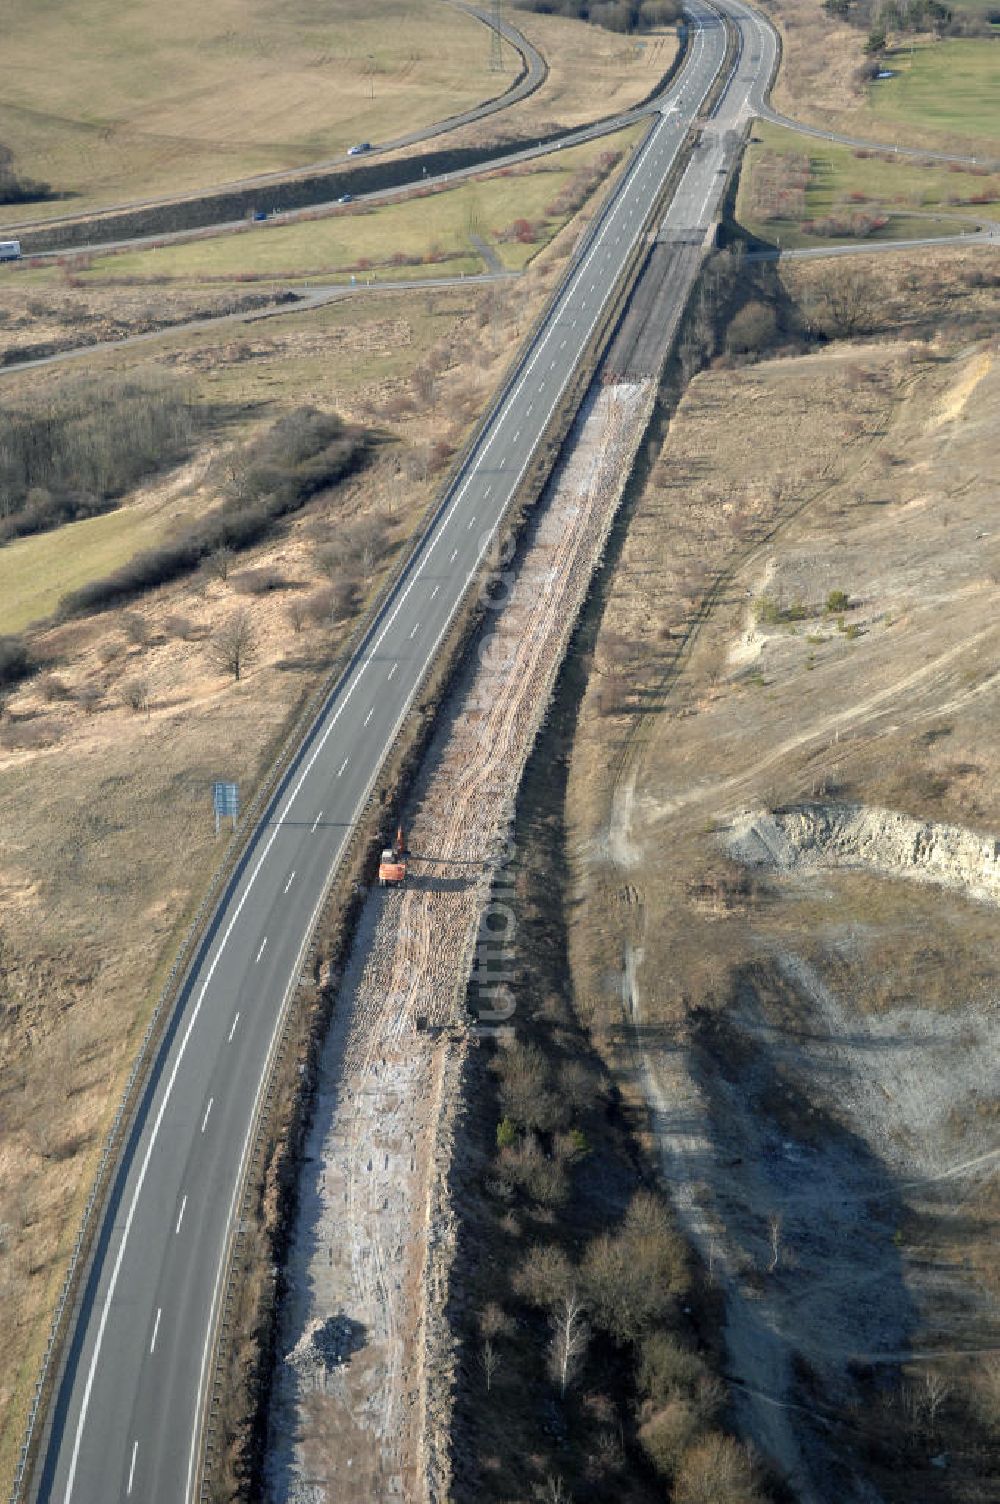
[490,0,504,72]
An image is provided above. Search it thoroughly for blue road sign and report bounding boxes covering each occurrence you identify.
[212,782,240,819]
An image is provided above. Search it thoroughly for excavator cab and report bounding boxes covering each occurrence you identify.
[378,825,408,888]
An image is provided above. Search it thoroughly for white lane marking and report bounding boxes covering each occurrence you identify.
[283,871,295,894]
[560,339,567,349]
[409,621,420,638]
[201,1099,213,1134]
[337,757,349,776]
[311,810,323,832]
[364,707,374,726]
[450,548,458,562]
[430,584,440,599]
[175,1196,187,1236]
[255,938,267,964]
[512,430,520,443]
[227,1012,240,1043]
[467,515,476,529]
[66,52,728,1504]
[526,402,533,416]
[127,1441,138,1496]
[387,663,397,681]
[150,1309,162,1355]
[483,484,493,498]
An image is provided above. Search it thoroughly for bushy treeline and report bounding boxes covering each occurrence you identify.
[0,145,50,205]
[0,372,202,543]
[60,407,371,616]
[0,634,35,691]
[514,0,682,32]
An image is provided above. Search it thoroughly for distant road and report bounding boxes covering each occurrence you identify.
[28,6,764,1501]
[760,103,997,170]
[0,0,546,238]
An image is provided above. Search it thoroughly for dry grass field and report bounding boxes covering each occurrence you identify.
[0,221,580,1484]
[0,0,674,227]
[0,0,500,219]
[563,246,1000,1499]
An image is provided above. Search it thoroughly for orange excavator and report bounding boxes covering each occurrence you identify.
[378,825,407,888]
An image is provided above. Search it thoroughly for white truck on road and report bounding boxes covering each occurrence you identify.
[0,239,22,261]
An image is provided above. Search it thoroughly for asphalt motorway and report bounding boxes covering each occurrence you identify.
[32,6,765,1501]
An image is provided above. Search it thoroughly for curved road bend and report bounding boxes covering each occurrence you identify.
[32,5,769,1501]
[0,0,546,239]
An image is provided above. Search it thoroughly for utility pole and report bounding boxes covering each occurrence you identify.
[490,0,504,72]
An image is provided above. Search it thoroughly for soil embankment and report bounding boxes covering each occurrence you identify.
[264,379,654,1501]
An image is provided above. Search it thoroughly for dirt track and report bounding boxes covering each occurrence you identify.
[265,377,654,1502]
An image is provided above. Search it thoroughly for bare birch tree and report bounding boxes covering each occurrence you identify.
[548,1290,589,1399]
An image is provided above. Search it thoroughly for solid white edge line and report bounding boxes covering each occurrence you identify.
[62,14,733,1501]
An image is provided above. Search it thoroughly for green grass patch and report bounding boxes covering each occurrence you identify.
[736,118,1000,248]
[0,503,175,632]
[866,39,1000,148]
[77,129,641,286]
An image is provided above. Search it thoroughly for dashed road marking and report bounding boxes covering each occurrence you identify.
[283,871,295,894]
[201,1099,213,1134]
[387,663,397,681]
[175,1196,187,1236]
[364,707,374,726]
[430,584,440,599]
[227,1012,240,1043]
[311,810,323,832]
[409,621,420,638]
[127,1441,138,1496]
[255,938,267,964]
[337,757,349,776]
[150,1309,161,1354]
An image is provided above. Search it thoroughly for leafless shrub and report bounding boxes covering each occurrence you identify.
[493,1039,566,1132]
[672,1433,763,1504]
[37,672,72,703]
[497,1133,568,1206]
[581,1191,687,1343]
[513,1243,574,1311]
[120,611,151,647]
[122,675,150,714]
[232,566,287,596]
[210,610,256,682]
[640,1398,701,1480]
[204,545,234,582]
[163,612,198,641]
[76,683,103,715]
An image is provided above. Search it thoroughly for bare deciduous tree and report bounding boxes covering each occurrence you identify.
[767,1212,782,1273]
[212,609,257,682]
[548,1290,589,1399]
[479,1337,501,1393]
